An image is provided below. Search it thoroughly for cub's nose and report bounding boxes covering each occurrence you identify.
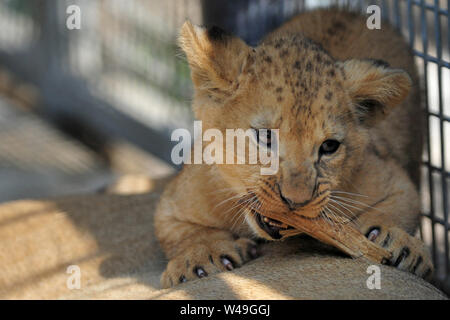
[277,183,312,210]
[280,192,296,210]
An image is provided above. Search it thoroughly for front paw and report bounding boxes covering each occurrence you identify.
[160,238,258,288]
[365,226,434,280]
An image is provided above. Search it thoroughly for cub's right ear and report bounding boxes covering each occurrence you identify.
[338,59,412,127]
[179,21,253,98]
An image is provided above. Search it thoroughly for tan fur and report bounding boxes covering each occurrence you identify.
[155,9,433,288]
[0,180,446,299]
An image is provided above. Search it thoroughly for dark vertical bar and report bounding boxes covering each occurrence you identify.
[278,0,285,26]
[438,0,450,283]
[447,0,450,286]
[408,0,415,48]
[394,0,402,29]
[433,0,449,280]
[201,0,248,40]
[257,0,265,45]
[408,0,426,243]
[408,0,422,236]
[354,0,362,13]
[420,0,438,268]
[381,0,389,21]
[293,0,300,15]
[201,0,285,46]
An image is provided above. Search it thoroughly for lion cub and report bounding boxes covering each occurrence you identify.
[155,9,433,288]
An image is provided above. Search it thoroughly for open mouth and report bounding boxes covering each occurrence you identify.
[252,209,293,239]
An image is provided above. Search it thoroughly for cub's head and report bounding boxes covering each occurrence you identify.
[179,22,412,240]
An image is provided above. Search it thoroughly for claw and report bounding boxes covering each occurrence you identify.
[221,256,234,270]
[194,267,207,278]
[366,227,380,242]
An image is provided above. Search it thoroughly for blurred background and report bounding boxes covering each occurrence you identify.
[0,0,448,293]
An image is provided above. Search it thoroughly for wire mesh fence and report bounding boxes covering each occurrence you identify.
[0,0,448,293]
[0,0,200,164]
[365,0,450,294]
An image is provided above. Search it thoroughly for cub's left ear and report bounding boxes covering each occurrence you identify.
[338,59,412,126]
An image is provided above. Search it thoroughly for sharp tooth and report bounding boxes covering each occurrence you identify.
[263,217,269,223]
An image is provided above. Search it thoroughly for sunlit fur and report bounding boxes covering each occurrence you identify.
[155,9,433,288]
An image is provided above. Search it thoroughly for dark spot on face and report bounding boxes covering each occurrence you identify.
[327,69,336,77]
[275,87,283,93]
[264,56,272,64]
[312,42,325,52]
[280,49,288,58]
[315,54,322,63]
[246,55,255,65]
[325,92,333,100]
[293,61,301,69]
[306,62,312,71]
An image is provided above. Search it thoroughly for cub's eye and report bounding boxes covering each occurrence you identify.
[256,129,272,148]
[319,139,340,155]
